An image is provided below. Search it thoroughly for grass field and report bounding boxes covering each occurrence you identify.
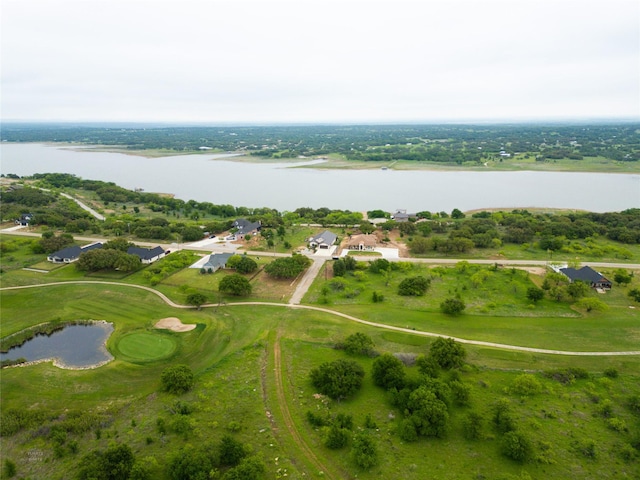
[1,231,639,479]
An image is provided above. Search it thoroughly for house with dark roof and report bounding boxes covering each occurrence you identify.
[391,209,416,222]
[202,252,234,272]
[228,218,261,240]
[309,230,337,249]
[15,213,34,226]
[559,266,612,289]
[127,246,166,264]
[47,242,103,263]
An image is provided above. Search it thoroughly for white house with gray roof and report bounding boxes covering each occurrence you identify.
[309,230,337,249]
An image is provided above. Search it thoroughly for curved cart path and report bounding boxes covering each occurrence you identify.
[2,281,639,356]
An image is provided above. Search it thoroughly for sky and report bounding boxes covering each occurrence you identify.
[2,0,639,124]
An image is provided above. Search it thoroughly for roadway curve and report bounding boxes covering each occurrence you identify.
[2,281,639,356]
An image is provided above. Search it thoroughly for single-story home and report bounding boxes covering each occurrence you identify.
[202,252,234,272]
[347,234,377,251]
[228,218,261,240]
[559,266,612,290]
[127,246,166,264]
[309,230,337,249]
[15,213,34,226]
[391,210,416,222]
[47,242,103,263]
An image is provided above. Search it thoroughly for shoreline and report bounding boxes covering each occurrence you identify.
[4,142,639,174]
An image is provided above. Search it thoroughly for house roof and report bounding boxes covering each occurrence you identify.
[311,230,337,245]
[203,252,234,269]
[560,266,610,284]
[127,246,164,261]
[233,218,261,235]
[49,242,103,260]
[348,234,377,246]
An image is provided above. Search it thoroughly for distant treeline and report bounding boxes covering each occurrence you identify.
[1,123,638,163]
[1,174,639,254]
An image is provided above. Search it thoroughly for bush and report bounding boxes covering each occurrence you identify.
[310,359,365,400]
[440,297,466,315]
[341,332,375,356]
[324,425,349,449]
[371,353,406,390]
[511,374,542,396]
[462,411,484,440]
[350,433,378,469]
[398,275,431,296]
[501,431,532,462]
[160,365,195,394]
[219,274,252,296]
[429,337,466,370]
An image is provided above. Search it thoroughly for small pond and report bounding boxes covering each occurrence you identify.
[0,322,114,369]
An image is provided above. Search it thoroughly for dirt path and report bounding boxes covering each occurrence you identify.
[272,333,335,479]
[3,282,639,356]
[289,258,325,305]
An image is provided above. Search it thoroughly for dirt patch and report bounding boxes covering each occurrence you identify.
[514,266,547,276]
[154,317,196,332]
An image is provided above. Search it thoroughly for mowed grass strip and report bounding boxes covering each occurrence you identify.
[115,332,177,362]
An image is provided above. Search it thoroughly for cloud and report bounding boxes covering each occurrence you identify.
[2,0,638,122]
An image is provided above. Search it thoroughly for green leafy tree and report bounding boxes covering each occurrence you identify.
[160,365,195,394]
[398,275,431,296]
[181,226,204,242]
[218,435,246,466]
[333,259,346,277]
[428,337,466,369]
[440,297,466,315]
[451,208,466,219]
[219,274,252,296]
[264,255,311,279]
[511,374,542,396]
[235,255,258,274]
[359,222,375,234]
[371,353,406,390]
[526,286,544,303]
[628,288,640,302]
[186,292,207,308]
[462,411,484,440]
[77,443,135,480]
[221,456,265,480]
[614,269,633,285]
[324,425,349,449]
[501,431,533,462]
[403,386,449,438]
[350,433,378,469]
[310,359,365,400]
[567,281,590,299]
[575,297,608,312]
[342,332,375,356]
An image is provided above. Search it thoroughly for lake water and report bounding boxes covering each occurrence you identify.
[0,322,114,369]
[1,143,638,212]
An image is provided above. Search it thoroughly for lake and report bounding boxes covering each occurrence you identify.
[1,143,638,212]
[0,322,114,369]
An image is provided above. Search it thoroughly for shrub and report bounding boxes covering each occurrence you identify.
[310,359,365,400]
[440,297,466,315]
[511,374,542,396]
[501,431,533,462]
[462,411,484,440]
[324,425,349,449]
[341,332,375,356]
[160,365,195,394]
[371,353,406,390]
[398,275,431,296]
[350,433,378,469]
[219,274,252,296]
[428,337,466,370]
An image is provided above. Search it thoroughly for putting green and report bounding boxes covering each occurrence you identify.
[116,332,177,362]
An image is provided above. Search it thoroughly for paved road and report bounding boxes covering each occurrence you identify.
[289,258,326,305]
[59,193,106,221]
[2,282,639,356]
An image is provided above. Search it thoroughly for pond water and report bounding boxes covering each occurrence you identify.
[1,143,638,212]
[0,322,114,369]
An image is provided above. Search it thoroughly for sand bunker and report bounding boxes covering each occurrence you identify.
[154,317,196,332]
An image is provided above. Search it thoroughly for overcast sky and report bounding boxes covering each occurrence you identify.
[2,0,638,124]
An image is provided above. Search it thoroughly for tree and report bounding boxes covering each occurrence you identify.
[324,424,349,449]
[567,280,589,299]
[428,337,466,369]
[398,275,431,296]
[440,297,466,315]
[310,359,365,400]
[451,208,466,219]
[77,443,135,480]
[371,353,406,390]
[181,226,204,242]
[629,288,640,302]
[575,297,608,312]
[359,222,375,234]
[526,286,544,303]
[218,434,246,466]
[161,365,195,394]
[235,255,258,274]
[186,292,207,308]
[342,332,375,356]
[462,411,484,440]
[350,433,378,469]
[501,431,533,462]
[219,274,252,296]
[614,269,633,285]
[221,456,265,480]
[403,386,449,438]
[333,259,346,277]
[264,254,311,279]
